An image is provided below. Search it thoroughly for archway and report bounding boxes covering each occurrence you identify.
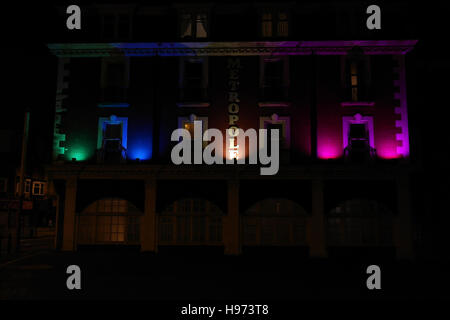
[159,198,224,245]
[77,198,142,245]
[326,198,393,246]
[242,198,308,246]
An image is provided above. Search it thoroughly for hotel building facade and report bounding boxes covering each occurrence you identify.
[46,2,417,259]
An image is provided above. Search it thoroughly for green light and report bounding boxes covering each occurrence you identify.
[67,147,90,161]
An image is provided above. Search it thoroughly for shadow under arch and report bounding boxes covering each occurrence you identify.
[242,198,309,248]
[77,197,142,247]
[326,197,394,248]
[158,197,224,247]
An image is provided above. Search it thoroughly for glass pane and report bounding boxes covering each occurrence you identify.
[196,14,207,38]
[181,13,192,38]
[277,21,288,37]
[262,21,272,37]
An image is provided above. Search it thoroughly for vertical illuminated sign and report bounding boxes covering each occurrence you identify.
[227,58,241,160]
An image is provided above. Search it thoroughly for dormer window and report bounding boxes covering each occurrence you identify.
[180,11,208,39]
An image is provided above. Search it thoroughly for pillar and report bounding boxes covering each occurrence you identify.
[394,174,414,259]
[308,179,327,257]
[62,177,77,251]
[141,178,157,252]
[224,179,241,255]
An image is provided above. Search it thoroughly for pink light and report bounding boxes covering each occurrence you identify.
[317,144,341,159]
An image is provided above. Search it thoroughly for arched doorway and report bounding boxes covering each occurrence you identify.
[158,198,223,245]
[242,198,308,246]
[326,198,393,246]
[77,198,142,245]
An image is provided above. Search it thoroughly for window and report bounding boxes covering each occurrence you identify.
[78,198,141,245]
[179,58,209,103]
[32,182,45,196]
[24,179,31,194]
[343,113,376,161]
[101,58,129,103]
[261,10,289,38]
[159,198,223,244]
[101,14,131,40]
[260,57,289,102]
[350,62,359,102]
[178,114,209,148]
[259,114,291,149]
[180,11,208,39]
[342,48,371,103]
[97,115,128,163]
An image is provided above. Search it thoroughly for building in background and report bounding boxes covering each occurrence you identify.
[46,1,418,259]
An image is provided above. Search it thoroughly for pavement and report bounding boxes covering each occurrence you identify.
[1,243,449,300]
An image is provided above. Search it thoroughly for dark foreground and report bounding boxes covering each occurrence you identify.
[1,245,449,301]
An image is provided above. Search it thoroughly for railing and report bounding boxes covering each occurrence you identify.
[97,141,127,164]
[344,142,376,162]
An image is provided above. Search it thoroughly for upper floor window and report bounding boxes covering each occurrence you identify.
[259,114,291,149]
[101,58,129,103]
[101,14,132,40]
[180,10,208,39]
[259,57,289,102]
[32,182,45,196]
[178,114,209,149]
[261,10,289,38]
[178,57,209,104]
[342,47,371,103]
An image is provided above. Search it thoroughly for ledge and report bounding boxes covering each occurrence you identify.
[258,101,291,107]
[341,101,375,107]
[177,102,210,108]
[98,103,130,108]
[47,40,418,57]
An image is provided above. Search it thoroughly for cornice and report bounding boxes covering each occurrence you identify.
[47,40,418,57]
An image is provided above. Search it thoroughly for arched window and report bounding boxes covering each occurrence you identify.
[77,198,141,245]
[159,198,223,245]
[243,198,308,246]
[327,198,393,246]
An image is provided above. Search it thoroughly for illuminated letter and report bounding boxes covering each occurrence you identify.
[229,115,239,125]
[228,103,240,114]
[228,92,240,103]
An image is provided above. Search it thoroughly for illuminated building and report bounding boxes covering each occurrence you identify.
[46,2,417,259]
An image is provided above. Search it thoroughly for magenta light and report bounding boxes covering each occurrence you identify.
[317,144,341,159]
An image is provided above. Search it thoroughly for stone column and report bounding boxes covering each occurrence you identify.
[224,179,241,255]
[308,179,327,257]
[394,174,414,259]
[62,177,77,251]
[141,178,157,252]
